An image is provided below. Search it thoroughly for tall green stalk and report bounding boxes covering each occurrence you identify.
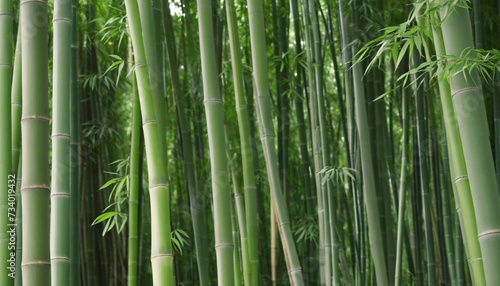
[69,0,80,284]
[196,0,235,285]
[161,1,210,283]
[20,0,50,284]
[50,0,72,284]
[246,0,304,284]
[11,26,22,286]
[351,59,389,286]
[225,0,260,283]
[11,25,21,172]
[430,13,485,285]
[124,0,174,284]
[394,87,409,285]
[226,128,250,286]
[308,0,340,283]
[301,0,327,282]
[440,4,500,285]
[0,0,13,284]
[127,80,141,286]
[411,53,436,286]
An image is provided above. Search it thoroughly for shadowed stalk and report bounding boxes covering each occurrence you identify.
[160,1,210,284]
[394,86,409,285]
[127,79,141,286]
[246,0,304,283]
[225,0,260,283]
[69,0,80,284]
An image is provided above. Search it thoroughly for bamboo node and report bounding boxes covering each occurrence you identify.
[149,184,168,190]
[203,98,223,104]
[478,229,500,238]
[53,17,71,23]
[215,243,234,249]
[279,221,291,227]
[50,193,70,197]
[52,133,71,139]
[0,13,13,17]
[469,257,483,262]
[11,101,21,106]
[260,134,275,140]
[142,120,158,127]
[451,87,482,98]
[133,63,147,69]
[151,254,174,259]
[20,0,49,6]
[236,105,248,111]
[22,260,51,267]
[288,267,302,274]
[21,115,50,122]
[21,185,50,192]
[50,257,70,261]
[454,175,468,182]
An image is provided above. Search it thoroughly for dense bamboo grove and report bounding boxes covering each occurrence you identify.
[2,0,500,285]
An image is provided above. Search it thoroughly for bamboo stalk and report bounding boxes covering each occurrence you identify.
[160,1,210,284]
[123,0,174,284]
[246,0,304,283]
[196,0,235,284]
[69,0,80,284]
[439,4,500,284]
[0,0,13,283]
[127,79,141,286]
[395,86,409,285]
[50,0,72,284]
[225,0,260,283]
[20,0,51,284]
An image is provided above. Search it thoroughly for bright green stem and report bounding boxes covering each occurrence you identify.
[20,0,50,284]
[196,0,235,285]
[246,0,305,283]
[50,0,72,284]
[50,0,72,286]
[124,0,174,284]
[440,5,500,285]
[226,132,250,285]
[11,25,21,172]
[225,0,260,284]
[127,79,141,286]
[0,0,13,284]
[430,13,485,285]
[394,87,409,285]
[352,59,389,286]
